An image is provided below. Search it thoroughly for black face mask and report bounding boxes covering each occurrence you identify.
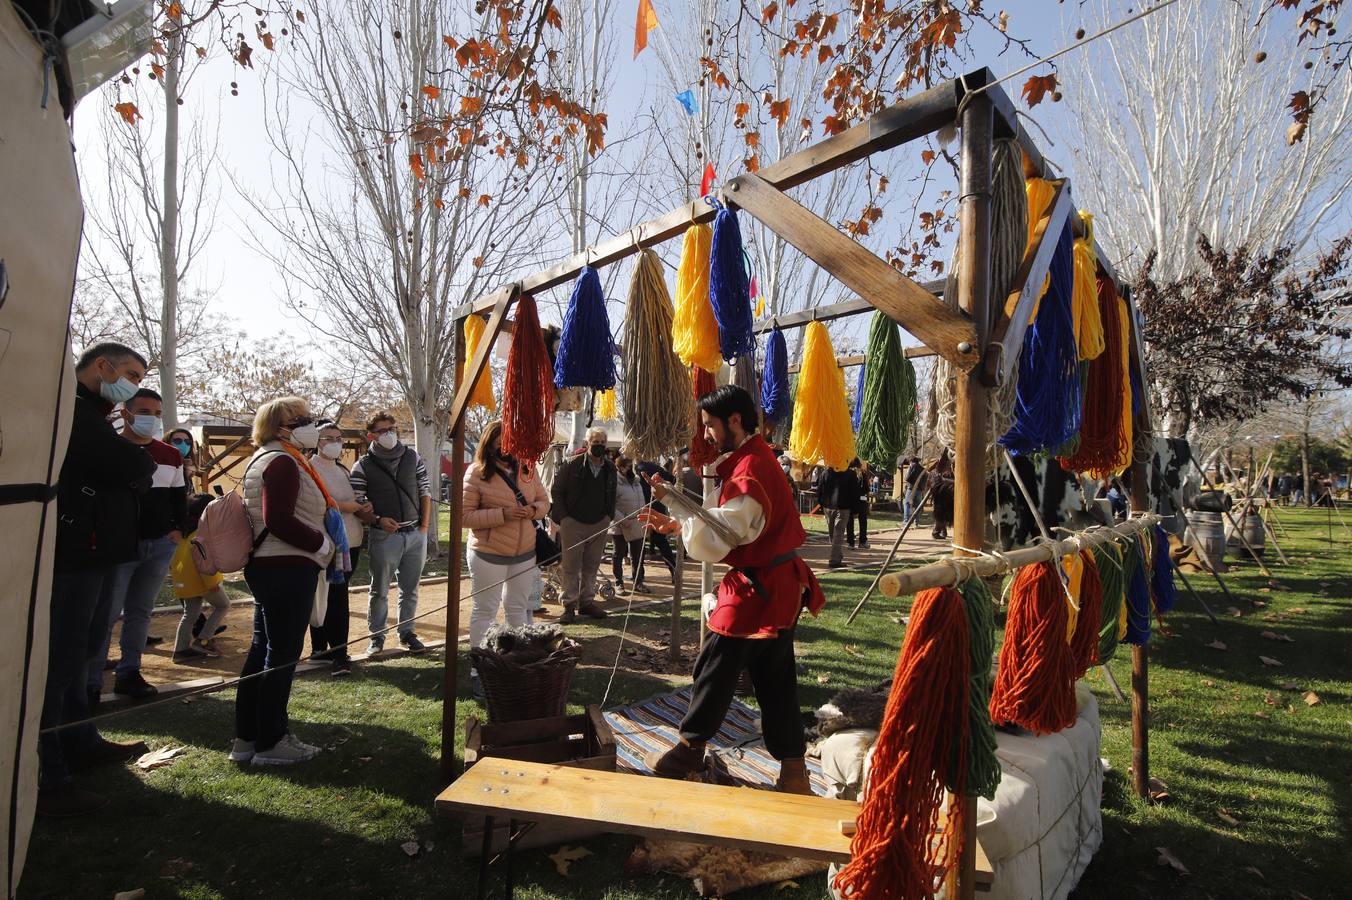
[494,447,514,464]
[589,443,607,458]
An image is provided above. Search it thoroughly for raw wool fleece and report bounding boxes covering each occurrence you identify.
[621,248,694,459]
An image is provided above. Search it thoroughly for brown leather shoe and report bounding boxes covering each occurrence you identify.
[644,739,706,779]
[69,737,149,772]
[559,604,577,624]
[776,757,814,795]
[37,786,109,817]
[578,601,609,619]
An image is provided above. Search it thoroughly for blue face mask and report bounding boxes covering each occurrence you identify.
[130,415,163,440]
[171,439,192,457]
[99,374,139,404]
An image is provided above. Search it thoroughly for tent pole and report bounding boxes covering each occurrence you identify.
[441,315,467,785]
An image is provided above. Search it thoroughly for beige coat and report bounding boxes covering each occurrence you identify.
[462,462,550,558]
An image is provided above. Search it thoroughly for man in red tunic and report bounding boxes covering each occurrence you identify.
[643,385,825,793]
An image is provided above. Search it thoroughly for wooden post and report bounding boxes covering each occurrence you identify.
[440,316,468,785]
[669,448,683,665]
[949,89,995,900]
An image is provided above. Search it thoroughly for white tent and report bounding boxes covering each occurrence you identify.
[0,2,85,893]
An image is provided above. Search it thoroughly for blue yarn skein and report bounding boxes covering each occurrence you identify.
[553,266,617,390]
[707,199,756,361]
[1150,525,1178,614]
[1000,222,1082,455]
[852,361,866,432]
[761,327,793,425]
[1122,535,1152,645]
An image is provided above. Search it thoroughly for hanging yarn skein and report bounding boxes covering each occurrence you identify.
[1062,276,1131,478]
[788,320,856,471]
[1000,221,1082,456]
[834,586,971,900]
[856,311,918,472]
[760,327,793,425]
[686,365,719,470]
[959,577,1001,801]
[1121,532,1152,645]
[851,362,866,433]
[499,294,557,464]
[1071,213,1105,362]
[707,199,757,362]
[1149,525,1178,614]
[671,223,723,373]
[554,266,617,391]
[595,388,618,420]
[461,314,497,411]
[1092,543,1125,663]
[989,560,1078,735]
[1069,551,1104,677]
[621,249,694,460]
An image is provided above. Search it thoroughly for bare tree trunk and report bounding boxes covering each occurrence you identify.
[158,29,182,426]
[1301,430,1313,508]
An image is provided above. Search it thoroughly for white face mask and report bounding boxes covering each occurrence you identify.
[375,431,399,450]
[290,423,320,449]
[319,441,343,460]
[130,414,163,440]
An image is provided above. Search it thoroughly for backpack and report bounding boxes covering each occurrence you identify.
[190,454,274,575]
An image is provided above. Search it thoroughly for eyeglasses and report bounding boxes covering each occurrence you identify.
[372,426,397,436]
[318,435,343,444]
[285,416,314,428]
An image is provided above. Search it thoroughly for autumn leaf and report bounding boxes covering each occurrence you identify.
[745,131,760,149]
[442,34,458,51]
[136,745,185,771]
[150,62,165,79]
[235,39,254,68]
[997,10,1009,32]
[166,1,182,19]
[1155,846,1190,876]
[408,153,426,181]
[113,101,142,126]
[410,124,441,143]
[544,3,562,29]
[460,95,484,116]
[746,154,760,173]
[762,1,778,22]
[295,9,305,23]
[548,845,592,877]
[433,198,445,210]
[1289,89,1311,122]
[734,101,750,119]
[1259,655,1283,667]
[472,256,485,267]
[477,193,491,207]
[1260,630,1294,642]
[768,97,791,126]
[1303,691,1321,706]
[421,85,441,100]
[1021,73,1058,107]
[259,31,275,51]
[921,149,936,164]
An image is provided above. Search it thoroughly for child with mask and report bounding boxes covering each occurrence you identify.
[170,492,231,662]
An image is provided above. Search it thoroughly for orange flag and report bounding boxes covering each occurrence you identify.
[634,0,659,59]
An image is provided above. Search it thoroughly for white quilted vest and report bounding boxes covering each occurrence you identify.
[242,442,328,565]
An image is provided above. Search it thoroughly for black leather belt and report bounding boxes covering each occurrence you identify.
[732,551,799,602]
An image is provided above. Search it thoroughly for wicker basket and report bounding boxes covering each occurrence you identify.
[470,638,582,723]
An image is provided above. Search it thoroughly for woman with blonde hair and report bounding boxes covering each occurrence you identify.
[463,420,549,656]
[230,397,337,766]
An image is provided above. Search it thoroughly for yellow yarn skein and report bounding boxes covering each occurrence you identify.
[788,321,856,471]
[671,223,722,374]
[595,388,617,420]
[1061,554,1084,644]
[1072,213,1105,361]
[1115,294,1135,476]
[462,314,496,411]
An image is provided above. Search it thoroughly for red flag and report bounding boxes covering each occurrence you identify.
[699,161,716,196]
[634,0,658,59]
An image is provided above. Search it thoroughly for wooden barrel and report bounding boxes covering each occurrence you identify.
[1186,511,1227,571]
[1226,510,1266,558]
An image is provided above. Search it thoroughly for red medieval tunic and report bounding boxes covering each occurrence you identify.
[679,435,826,639]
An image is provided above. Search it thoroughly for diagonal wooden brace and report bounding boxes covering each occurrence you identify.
[724,173,980,371]
[985,179,1073,386]
[447,283,518,437]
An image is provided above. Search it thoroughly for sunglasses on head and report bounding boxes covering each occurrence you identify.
[285,415,314,429]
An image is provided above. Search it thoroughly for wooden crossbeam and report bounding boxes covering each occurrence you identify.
[785,347,931,374]
[725,173,979,370]
[753,280,947,335]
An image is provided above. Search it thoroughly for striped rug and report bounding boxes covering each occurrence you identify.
[603,688,829,795]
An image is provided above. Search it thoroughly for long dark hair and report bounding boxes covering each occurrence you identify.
[475,420,509,480]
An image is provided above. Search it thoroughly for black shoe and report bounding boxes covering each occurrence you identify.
[68,737,149,772]
[172,646,212,663]
[331,656,352,677]
[87,687,102,710]
[112,671,158,699]
[37,786,109,817]
[560,605,577,624]
[578,601,609,619]
[827,560,845,569]
[847,542,855,549]
[145,635,165,647]
[632,582,653,595]
[859,541,870,549]
[399,634,427,654]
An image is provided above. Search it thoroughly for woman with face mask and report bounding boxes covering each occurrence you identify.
[461,420,550,689]
[610,454,651,594]
[306,421,373,676]
[230,397,337,767]
[167,428,198,487]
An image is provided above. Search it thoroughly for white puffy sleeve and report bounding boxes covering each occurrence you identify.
[664,489,765,563]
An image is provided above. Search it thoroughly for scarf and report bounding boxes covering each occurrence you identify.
[281,443,351,583]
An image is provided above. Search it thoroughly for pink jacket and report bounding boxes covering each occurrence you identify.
[462,462,550,559]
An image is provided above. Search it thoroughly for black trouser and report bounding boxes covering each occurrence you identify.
[237,563,318,752]
[650,531,677,573]
[847,507,869,545]
[611,535,646,585]
[311,547,360,658]
[679,626,805,761]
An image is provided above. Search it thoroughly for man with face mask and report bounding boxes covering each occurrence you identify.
[351,412,433,654]
[88,388,187,701]
[641,385,826,794]
[40,343,157,816]
[549,427,617,623]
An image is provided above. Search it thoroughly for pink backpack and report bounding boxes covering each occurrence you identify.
[190,454,273,575]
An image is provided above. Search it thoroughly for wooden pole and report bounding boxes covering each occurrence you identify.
[441,316,468,784]
[949,90,995,900]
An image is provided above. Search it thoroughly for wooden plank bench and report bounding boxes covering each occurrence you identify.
[436,758,994,897]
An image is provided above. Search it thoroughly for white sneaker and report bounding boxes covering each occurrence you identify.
[228,738,256,762]
[287,732,321,756]
[366,640,384,656]
[250,734,319,766]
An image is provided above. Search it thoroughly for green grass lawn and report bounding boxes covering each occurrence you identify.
[20,509,1351,898]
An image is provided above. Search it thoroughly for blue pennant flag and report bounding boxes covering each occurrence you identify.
[674,89,698,116]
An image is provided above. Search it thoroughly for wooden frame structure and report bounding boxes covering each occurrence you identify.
[440,67,1158,898]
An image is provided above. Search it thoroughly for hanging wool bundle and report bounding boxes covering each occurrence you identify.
[686,365,719,470]
[1061,276,1130,478]
[1069,551,1104,677]
[958,577,1001,800]
[1015,177,1058,319]
[499,294,557,464]
[760,327,793,425]
[595,388,618,420]
[989,561,1077,735]
[1117,296,1135,467]
[732,350,762,422]
[1000,222,1082,456]
[554,266,617,390]
[621,249,694,460]
[851,362,866,433]
[788,321,856,471]
[1121,533,1152,645]
[1071,214,1106,362]
[1092,543,1125,664]
[461,314,497,411]
[671,223,723,373]
[834,587,972,900]
[707,199,757,362]
[856,311,919,472]
[1149,525,1178,614]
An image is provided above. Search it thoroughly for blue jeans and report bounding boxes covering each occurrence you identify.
[88,534,178,685]
[41,568,118,788]
[236,563,318,752]
[366,528,427,643]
